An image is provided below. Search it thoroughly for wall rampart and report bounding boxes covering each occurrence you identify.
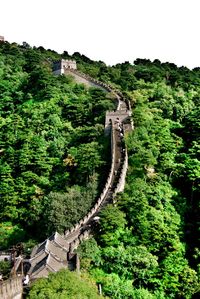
[0,276,23,299]
[28,64,132,279]
[53,69,64,75]
[114,150,128,194]
[65,121,116,239]
[68,69,121,97]
[64,121,117,253]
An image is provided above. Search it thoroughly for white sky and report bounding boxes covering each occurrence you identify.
[1,0,200,68]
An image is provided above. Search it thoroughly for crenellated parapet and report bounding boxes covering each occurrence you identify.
[53,59,77,75]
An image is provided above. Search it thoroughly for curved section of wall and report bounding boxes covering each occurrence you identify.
[65,122,116,238]
[66,69,124,106]
[114,149,128,194]
[28,65,133,279]
[61,68,132,248]
[65,122,129,252]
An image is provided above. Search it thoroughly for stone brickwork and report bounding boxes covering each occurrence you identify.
[53,59,77,75]
[105,110,132,132]
[0,276,23,299]
[28,64,133,280]
[57,68,132,256]
[64,69,99,88]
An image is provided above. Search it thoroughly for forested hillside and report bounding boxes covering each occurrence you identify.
[0,41,115,246]
[0,41,199,298]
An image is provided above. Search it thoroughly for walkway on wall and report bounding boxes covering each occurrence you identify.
[26,68,132,280]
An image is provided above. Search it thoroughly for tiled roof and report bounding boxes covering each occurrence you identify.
[30,253,68,279]
[46,254,67,272]
[49,232,69,250]
[28,232,69,279]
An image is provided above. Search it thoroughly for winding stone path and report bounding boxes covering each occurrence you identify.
[27,68,133,280]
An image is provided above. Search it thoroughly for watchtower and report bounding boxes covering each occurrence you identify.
[105,110,132,135]
[0,36,4,42]
[53,59,77,75]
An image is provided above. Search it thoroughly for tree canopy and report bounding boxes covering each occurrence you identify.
[0,41,200,298]
[28,269,105,299]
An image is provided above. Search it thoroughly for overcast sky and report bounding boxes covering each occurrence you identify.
[1,0,200,68]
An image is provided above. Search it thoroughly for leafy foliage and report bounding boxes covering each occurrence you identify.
[28,269,105,299]
[0,42,112,240]
[76,55,200,298]
[0,260,11,279]
[1,41,200,298]
[0,222,26,249]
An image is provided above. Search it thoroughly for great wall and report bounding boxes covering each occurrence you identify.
[0,60,133,298]
[0,276,23,299]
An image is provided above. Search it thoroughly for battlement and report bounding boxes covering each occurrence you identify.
[105,110,132,131]
[53,59,77,75]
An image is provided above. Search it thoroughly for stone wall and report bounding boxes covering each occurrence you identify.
[53,59,76,74]
[64,122,116,243]
[53,68,64,75]
[66,69,109,92]
[60,67,131,252]
[65,123,130,252]
[28,63,132,277]
[64,70,99,88]
[0,276,23,299]
[65,69,133,132]
[105,110,131,130]
[62,60,76,70]
[114,149,128,195]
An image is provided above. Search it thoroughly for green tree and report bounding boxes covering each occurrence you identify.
[28,269,105,299]
[98,205,127,246]
[0,222,26,249]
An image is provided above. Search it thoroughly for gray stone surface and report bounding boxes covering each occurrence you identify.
[0,276,23,299]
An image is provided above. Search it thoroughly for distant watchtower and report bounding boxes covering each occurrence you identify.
[53,59,77,75]
[105,110,132,135]
[0,36,5,42]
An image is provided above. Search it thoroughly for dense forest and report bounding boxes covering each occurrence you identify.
[0,41,199,298]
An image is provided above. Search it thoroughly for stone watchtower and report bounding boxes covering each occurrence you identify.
[53,59,77,75]
[0,36,4,42]
[105,110,132,135]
